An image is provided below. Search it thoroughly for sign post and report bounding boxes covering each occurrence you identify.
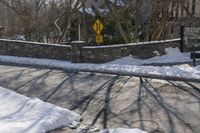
[92,19,104,44]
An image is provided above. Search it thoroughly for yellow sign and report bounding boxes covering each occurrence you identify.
[93,19,104,35]
[96,34,103,44]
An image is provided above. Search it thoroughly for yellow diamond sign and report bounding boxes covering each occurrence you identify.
[93,19,104,35]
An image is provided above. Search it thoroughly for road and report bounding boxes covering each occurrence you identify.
[0,64,199,133]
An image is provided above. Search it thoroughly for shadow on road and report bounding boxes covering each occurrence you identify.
[0,64,199,133]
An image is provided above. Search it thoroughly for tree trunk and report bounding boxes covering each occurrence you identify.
[175,0,179,19]
[192,0,196,17]
[136,0,142,36]
[105,1,129,43]
[82,0,88,41]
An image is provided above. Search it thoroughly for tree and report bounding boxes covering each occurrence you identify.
[54,0,82,43]
[0,0,199,44]
[0,0,47,41]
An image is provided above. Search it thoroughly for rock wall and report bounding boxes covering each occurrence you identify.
[0,38,181,63]
[0,39,71,61]
[82,39,181,63]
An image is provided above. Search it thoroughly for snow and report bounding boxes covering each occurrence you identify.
[0,86,80,133]
[0,39,70,47]
[108,47,192,65]
[0,48,199,82]
[79,7,95,16]
[109,0,125,6]
[0,54,199,82]
[0,47,199,132]
[100,128,147,133]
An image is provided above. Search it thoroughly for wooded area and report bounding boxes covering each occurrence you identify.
[0,0,200,44]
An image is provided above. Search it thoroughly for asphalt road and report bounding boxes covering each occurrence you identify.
[0,64,199,133]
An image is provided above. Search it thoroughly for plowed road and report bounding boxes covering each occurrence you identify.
[0,64,199,133]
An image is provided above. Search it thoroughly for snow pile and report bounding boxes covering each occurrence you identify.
[108,47,192,65]
[0,87,80,133]
[70,64,200,82]
[0,55,72,69]
[100,128,147,133]
[0,54,199,82]
[196,65,200,71]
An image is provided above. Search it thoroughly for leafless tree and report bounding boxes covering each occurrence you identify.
[54,0,82,43]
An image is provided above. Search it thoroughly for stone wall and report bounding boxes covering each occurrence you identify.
[0,38,181,63]
[82,39,181,63]
[0,39,71,61]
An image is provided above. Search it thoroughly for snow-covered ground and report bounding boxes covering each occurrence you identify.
[100,128,147,133]
[0,47,199,133]
[0,87,147,133]
[0,48,199,82]
[108,47,192,65]
[0,87,80,133]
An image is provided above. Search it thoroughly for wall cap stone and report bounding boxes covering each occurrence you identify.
[71,41,86,43]
[83,38,181,49]
[0,39,71,48]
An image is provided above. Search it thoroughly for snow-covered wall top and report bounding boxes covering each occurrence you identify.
[84,38,180,49]
[0,39,71,48]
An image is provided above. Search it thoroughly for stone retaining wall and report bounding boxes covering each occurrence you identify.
[0,39,71,61]
[0,38,181,63]
[82,39,181,63]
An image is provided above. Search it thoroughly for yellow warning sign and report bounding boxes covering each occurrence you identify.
[96,34,103,44]
[93,19,104,35]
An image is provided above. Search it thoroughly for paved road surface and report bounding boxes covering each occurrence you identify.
[0,64,199,133]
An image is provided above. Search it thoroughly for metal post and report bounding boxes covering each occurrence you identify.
[192,44,196,66]
[78,24,81,41]
[180,26,184,52]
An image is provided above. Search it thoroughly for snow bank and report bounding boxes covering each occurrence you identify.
[0,87,80,133]
[100,128,147,133]
[108,47,192,65]
[0,48,199,82]
[70,64,200,82]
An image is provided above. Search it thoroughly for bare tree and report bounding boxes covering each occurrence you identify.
[0,0,199,43]
[104,0,130,43]
[54,0,82,43]
[0,0,47,41]
[192,0,196,16]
